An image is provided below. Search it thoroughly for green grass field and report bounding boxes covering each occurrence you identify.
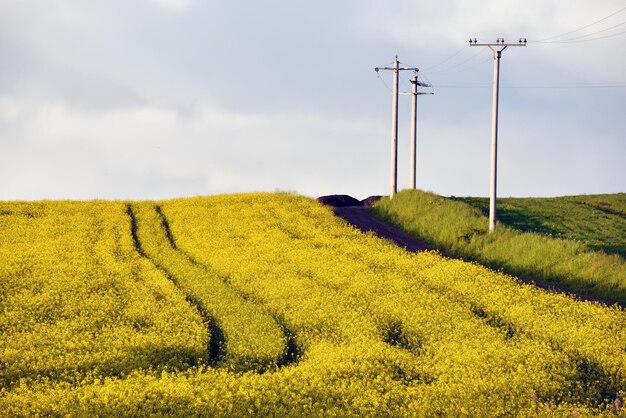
[458,194,626,257]
[371,190,626,307]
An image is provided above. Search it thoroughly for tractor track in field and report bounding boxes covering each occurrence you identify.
[153,205,302,367]
[127,204,226,365]
[127,204,301,370]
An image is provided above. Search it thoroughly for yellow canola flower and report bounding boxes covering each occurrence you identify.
[0,201,207,387]
[0,194,624,416]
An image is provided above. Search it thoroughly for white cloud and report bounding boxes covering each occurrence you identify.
[2,87,623,200]
[0,98,388,200]
[148,0,196,14]
[0,1,623,200]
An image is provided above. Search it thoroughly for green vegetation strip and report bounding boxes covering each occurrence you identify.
[459,194,626,257]
[129,203,288,372]
[371,190,626,306]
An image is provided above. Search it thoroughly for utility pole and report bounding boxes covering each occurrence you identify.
[375,56,419,198]
[409,71,433,190]
[470,38,526,232]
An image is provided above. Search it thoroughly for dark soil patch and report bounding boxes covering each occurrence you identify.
[361,196,383,207]
[317,195,363,207]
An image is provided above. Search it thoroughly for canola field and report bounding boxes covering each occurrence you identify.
[1,193,624,416]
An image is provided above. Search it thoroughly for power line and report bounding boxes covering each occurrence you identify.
[531,5,626,42]
[537,20,626,43]
[424,45,468,71]
[434,83,626,89]
[424,56,492,76]
[420,72,434,93]
[541,28,626,43]
[376,71,392,92]
[547,20,626,42]
[400,73,413,93]
[426,48,489,74]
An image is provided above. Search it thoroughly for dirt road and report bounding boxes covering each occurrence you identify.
[333,206,437,253]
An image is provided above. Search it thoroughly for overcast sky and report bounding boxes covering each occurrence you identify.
[1,0,624,200]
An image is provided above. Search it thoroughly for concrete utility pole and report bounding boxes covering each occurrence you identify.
[409,72,433,190]
[375,56,419,198]
[470,38,526,232]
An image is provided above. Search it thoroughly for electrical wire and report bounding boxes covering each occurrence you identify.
[424,45,468,71]
[426,55,492,77]
[426,48,489,75]
[420,73,434,94]
[400,73,413,93]
[397,59,419,69]
[434,82,626,89]
[376,71,392,93]
[537,20,626,43]
[554,20,626,40]
[541,28,626,43]
[375,60,395,68]
[375,7,626,93]
[531,5,626,42]
[512,81,626,88]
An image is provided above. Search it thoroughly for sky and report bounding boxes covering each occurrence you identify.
[0,0,624,201]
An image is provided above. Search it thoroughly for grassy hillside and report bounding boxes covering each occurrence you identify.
[458,194,626,257]
[1,194,625,416]
[371,190,626,306]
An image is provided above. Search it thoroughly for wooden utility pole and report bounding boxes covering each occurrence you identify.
[470,38,526,232]
[375,56,419,198]
[409,72,433,190]
[391,57,399,198]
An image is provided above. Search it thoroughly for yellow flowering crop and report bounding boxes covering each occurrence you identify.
[130,202,287,372]
[0,201,207,387]
[0,194,624,416]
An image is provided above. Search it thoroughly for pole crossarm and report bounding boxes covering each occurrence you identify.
[400,92,433,96]
[469,38,527,48]
[375,66,420,71]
